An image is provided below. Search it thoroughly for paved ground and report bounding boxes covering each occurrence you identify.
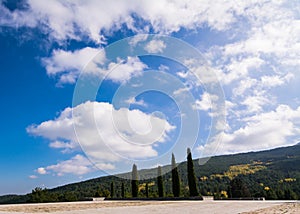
[0,200,298,214]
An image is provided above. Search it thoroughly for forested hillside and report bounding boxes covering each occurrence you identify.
[1,144,299,204]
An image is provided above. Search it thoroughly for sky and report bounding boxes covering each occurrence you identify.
[0,0,300,195]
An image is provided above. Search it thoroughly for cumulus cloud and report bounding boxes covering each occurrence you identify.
[205,3,300,105]
[223,20,300,62]
[200,1,300,142]
[4,0,299,165]
[42,47,147,84]
[42,47,105,84]
[233,78,258,97]
[32,155,99,177]
[129,34,149,46]
[36,167,47,175]
[49,140,78,153]
[193,92,219,112]
[260,73,294,88]
[144,40,166,53]
[101,57,147,83]
[27,101,175,173]
[217,57,265,85]
[43,154,98,176]
[198,104,300,156]
[241,93,271,114]
[0,0,266,43]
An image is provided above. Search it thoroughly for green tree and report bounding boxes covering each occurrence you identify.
[266,188,277,200]
[64,191,77,201]
[145,183,149,198]
[284,188,297,200]
[171,153,181,197]
[102,189,110,198]
[30,187,59,203]
[30,187,46,203]
[121,182,125,198]
[157,166,164,197]
[229,177,250,198]
[275,188,285,200]
[131,164,139,197]
[110,182,114,198]
[187,148,199,196]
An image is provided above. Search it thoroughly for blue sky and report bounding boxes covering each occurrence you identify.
[1,0,300,195]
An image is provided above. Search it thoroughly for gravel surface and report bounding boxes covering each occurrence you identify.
[0,200,298,214]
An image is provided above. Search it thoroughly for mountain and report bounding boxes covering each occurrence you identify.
[1,144,299,203]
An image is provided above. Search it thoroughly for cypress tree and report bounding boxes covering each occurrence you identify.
[110,181,114,198]
[187,148,199,196]
[171,153,180,197]
[131,164,139,197]
[157,166,164,197]
[145,183,149,198]
[121,182,125,198]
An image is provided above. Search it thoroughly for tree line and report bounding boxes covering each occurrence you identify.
[101,147,299,200]
[118,148,200,198]
[11,144,298,203]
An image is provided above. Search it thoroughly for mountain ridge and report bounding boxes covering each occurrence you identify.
[1,143,299,203]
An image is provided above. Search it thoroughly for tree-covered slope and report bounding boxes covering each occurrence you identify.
[1,144,299,203]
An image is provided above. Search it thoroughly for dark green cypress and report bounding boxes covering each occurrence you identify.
[145,183,149,198]
[157,166,164,197]
[131,164,139,197]
[110,181,114,198]
[187,148,199,196]
[121,182,125,198]
[171,153,181,197]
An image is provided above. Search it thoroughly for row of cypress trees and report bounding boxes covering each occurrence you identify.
[130,147,199,198]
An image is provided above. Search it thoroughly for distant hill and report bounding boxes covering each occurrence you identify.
[1,143,299,203]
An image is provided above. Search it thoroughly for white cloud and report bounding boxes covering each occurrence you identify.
[124,97,147,107]
[32,155,107,177]
[27,101,175,171]
[3,0,299,163]
[102,57,147,83]
[224,19,300,60]
[158,64,169,71]
[233,78,257,97]
[219,57,264,85]
[0,3,37,28]
[193,92,219,111]
[0,0,267,43]
[231,73,294,115]
[173,87,190,96]
[144,40,166,53]
[42,47,105,84]
[49,140,78,153]
[204,2,299,80]
[176,71,188,79]
[201,1,300,145]
[36,167,47,175]
[198,104,300,156]
[183,59,221,85]
[261,73,294,88]
[129,34,149,46]
[44,154,98,176]
[43,48,147,84]
[241,93,271,114]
